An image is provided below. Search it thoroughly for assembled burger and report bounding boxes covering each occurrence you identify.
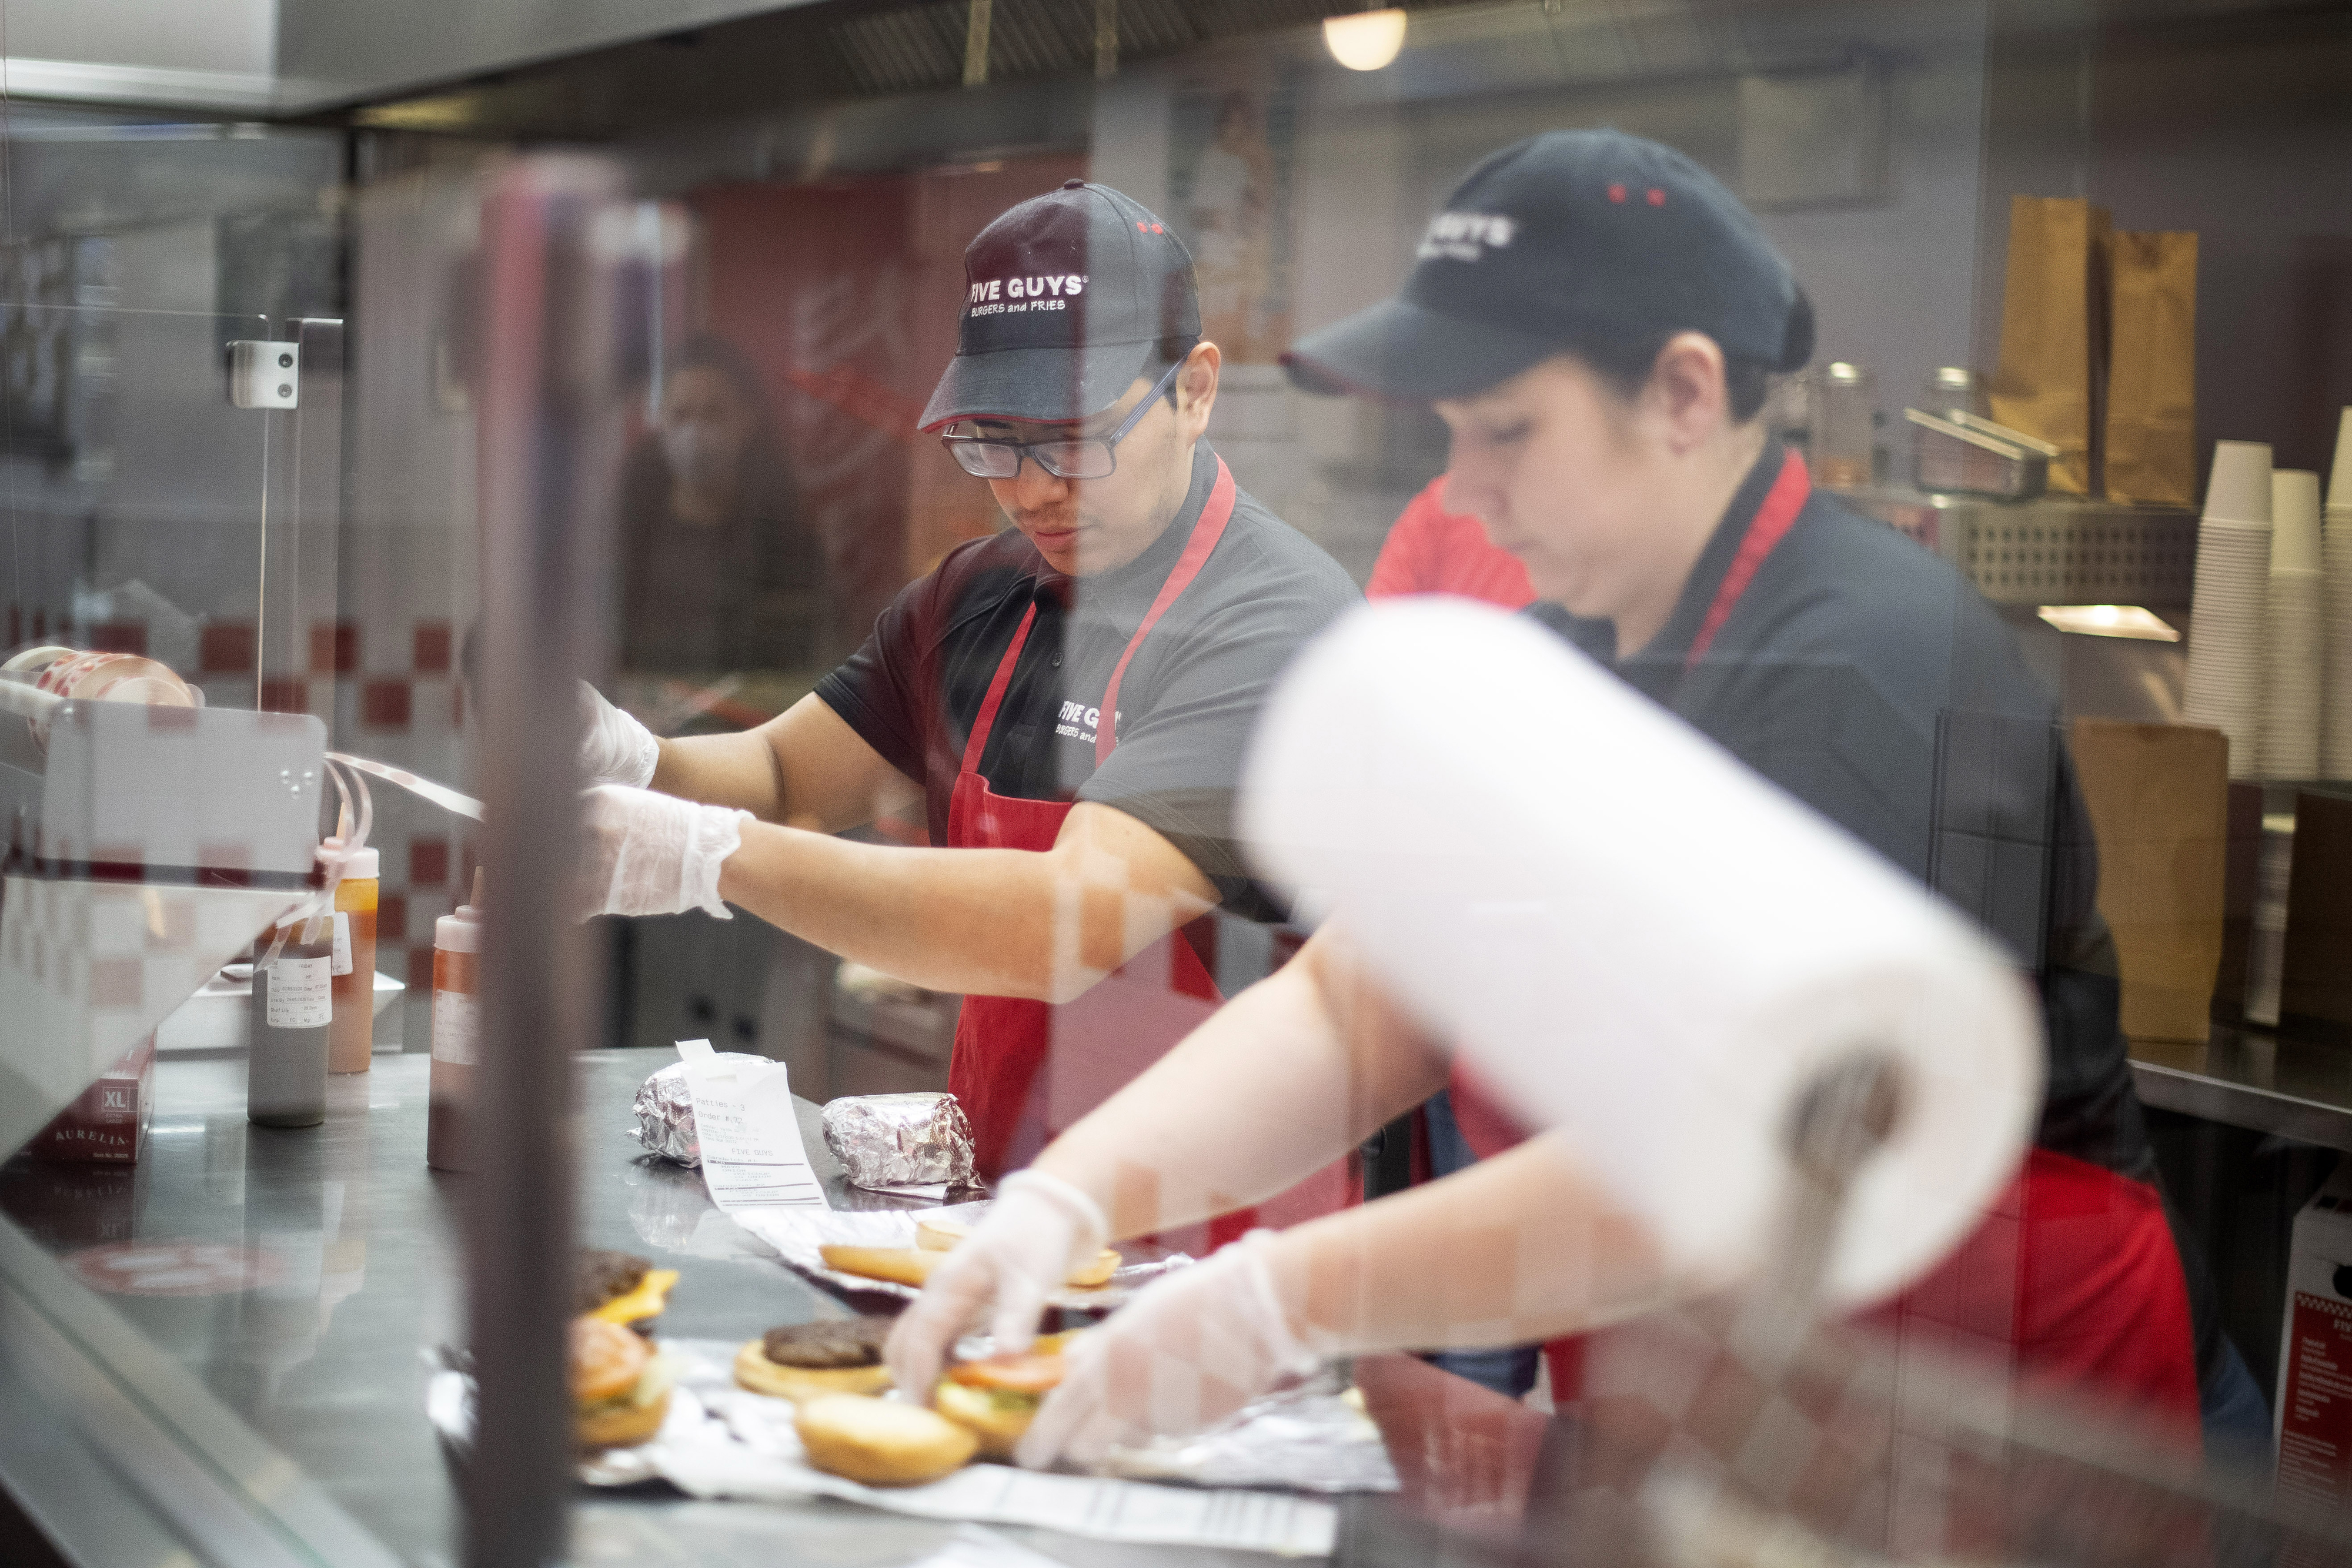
[932,1348,1066,1459]
[570,1315,674,1448]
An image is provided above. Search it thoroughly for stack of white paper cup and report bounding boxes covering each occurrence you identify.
[2259,470,2323,778]
[2324,410,2352,780]
[2183,441,2275,778]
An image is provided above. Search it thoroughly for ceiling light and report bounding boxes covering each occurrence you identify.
[1324,9,1407,71]
[2035,604,2181,642]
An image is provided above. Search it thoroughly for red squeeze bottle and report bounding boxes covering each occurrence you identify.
[426,870,483,1172]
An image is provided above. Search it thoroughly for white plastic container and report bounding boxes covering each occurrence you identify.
[427,870,484,1172]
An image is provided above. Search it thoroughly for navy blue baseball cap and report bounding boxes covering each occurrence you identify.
[1285,129,1814,402]
[920,179,1200,432]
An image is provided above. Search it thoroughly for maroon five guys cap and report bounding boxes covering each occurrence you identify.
[918,179,1201,432]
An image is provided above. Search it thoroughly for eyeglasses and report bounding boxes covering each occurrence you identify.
[940,358,1184,480]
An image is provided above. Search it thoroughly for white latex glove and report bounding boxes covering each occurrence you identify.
[578,680,659,789]
[885,1169,1110,1401]
[1015,1229,1322,1470]
[577,783,749,920]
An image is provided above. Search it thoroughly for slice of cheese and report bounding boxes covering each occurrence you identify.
[589,1268,679,1325]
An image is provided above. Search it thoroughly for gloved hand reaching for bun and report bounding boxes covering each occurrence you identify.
[884,1169,1110,1400]
[1015,1229,1324,1470]
[577,783,750,920]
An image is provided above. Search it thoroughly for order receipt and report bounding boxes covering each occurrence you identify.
[675,1039,827,1212]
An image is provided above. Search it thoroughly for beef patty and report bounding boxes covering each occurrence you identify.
[761,1317,892,1369]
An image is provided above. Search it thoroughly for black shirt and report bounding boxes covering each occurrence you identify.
[1530,441,2153,1186]
[816,444,1361,920]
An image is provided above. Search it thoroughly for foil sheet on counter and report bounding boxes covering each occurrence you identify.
[630,1054,771,1167]
[820,1091,976,1191]
[1104,1376,1399,1495]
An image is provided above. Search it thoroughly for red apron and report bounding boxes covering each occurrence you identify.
[947,457,1354,1251]
[1449,449,2200,1439]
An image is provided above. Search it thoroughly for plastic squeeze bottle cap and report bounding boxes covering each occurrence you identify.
[436,868,485,955]
[319,837,380,880]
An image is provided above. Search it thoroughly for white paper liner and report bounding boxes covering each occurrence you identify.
[426,1339,1344,1556]
[734,1201,1189,1311]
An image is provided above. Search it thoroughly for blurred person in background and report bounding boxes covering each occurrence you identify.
[577,181,1361,1242]
[884,129,2264,1474]
[617,335,827,674]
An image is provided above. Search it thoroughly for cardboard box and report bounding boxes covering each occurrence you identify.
[29,1034,155,1164]
[2275,1164,2352,1564]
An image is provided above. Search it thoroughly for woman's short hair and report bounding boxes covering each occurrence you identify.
[1572,332,1772,424]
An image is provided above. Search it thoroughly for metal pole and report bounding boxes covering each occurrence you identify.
[466,153,624,1568]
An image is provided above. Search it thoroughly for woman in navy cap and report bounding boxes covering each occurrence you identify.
[886,129,2254,1475]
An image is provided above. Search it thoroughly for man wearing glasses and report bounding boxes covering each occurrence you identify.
[580,181,1360,1227]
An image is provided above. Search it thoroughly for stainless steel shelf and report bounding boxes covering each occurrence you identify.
[2130,1027,2352,1151]
[1843,487,2198,609]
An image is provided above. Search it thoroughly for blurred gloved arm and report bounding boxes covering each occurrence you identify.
[1017,1139,1676,1469]
[716,798,1217,1001]
[577,681,660,788]
[649,692,924,832]
[882,927,1445,1400]
[577,783,751,919]
[1031,925,1452,1240]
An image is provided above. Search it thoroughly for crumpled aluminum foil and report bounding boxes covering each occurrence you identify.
[1105,1376,1399,1495]
[630,1055,769,1167]
[820,1092,975,1190]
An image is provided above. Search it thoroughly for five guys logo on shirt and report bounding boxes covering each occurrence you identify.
[1054,698,1117,746]
[967,273,1088,319]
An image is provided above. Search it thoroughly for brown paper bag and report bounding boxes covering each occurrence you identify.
[2072,718,2227,1041]
[1991,195,2111,496]
[2104,230,2199,507]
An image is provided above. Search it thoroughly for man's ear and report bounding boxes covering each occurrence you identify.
[1645,331,1729,453]
[1178,340,1222,442]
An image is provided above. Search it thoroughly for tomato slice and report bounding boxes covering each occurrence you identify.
[946,1352,1065,1393]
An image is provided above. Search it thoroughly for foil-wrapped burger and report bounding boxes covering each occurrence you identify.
[630,1054,770,1166]
[820,1092,976,1190]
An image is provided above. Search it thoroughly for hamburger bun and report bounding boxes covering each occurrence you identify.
[823,1241,1117,1290]
[933,1350,1066,1459]
[820,1245,943,1287]
[570,1316,673,1449]
[571,1316,648,1405]
[796,1395,977,1486]
[736,1346,893,1402]
[735,1318,895,1400]
[915,1218,970,1252]
[1065,1249,1120,1289]
[933,1380,1033,1459]
[577,1390,671,1448]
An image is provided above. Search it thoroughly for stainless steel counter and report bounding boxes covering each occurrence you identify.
[2130,1028,2352,1152]
[0,1048,1292,1567]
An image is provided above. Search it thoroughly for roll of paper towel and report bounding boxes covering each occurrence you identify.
[1238,599,2043,1310]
